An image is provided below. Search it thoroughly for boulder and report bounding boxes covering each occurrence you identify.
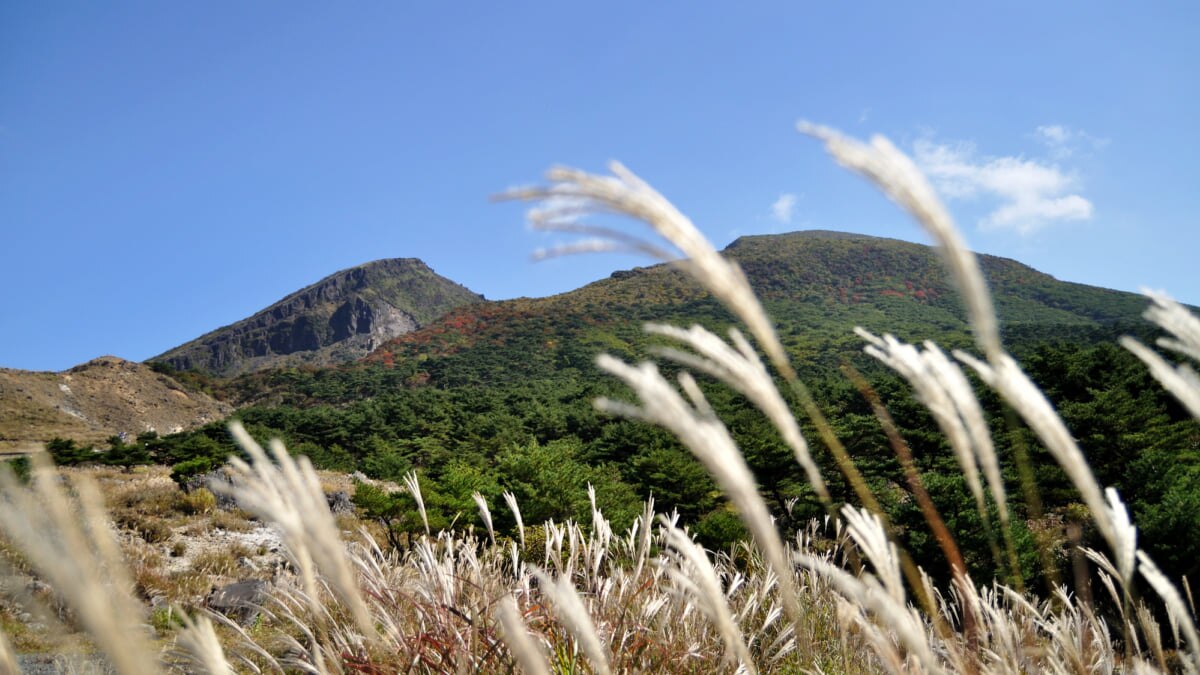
[205,579,269,626]
[326,490,354,514]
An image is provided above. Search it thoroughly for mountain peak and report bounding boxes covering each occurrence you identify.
[151,258,483,376]
[725,229,904,252]
[70,355,135,371]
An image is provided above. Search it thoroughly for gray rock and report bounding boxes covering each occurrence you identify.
[326,490,354,514]
[16,654,113,674]
[205,579,269,626]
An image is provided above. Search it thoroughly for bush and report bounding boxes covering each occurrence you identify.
[2,457,30,483]
[171,457,217,489]
[119,515,173,544]
[180,487,217,515]
[46,437,94,465]
[693,507,749,552]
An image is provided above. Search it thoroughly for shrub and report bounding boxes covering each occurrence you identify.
[2,457,30,483]
[118,515,172,544]
[46,437,93,465]
[170,457,216,489]
[191,544,252,577]
[179,487,217,515]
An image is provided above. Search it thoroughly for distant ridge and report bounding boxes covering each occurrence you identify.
[362,229,1149,386]
[0,356,230,450]
[151,258,483,376]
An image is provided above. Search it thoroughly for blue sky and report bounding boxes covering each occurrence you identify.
[2,3,1197,371]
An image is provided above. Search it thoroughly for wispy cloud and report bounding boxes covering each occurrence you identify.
[1036,124,1071,147]
[913,135,1093,236]
[1033,124,1108,159]
[771,193,797,224]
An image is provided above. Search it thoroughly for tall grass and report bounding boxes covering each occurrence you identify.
[0,124,1197,672]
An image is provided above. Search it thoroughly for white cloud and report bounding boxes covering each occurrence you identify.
[1034,124,1108,159]
[1036,124,1071,145]
[771,193,797,224]
[913,137,1093,235]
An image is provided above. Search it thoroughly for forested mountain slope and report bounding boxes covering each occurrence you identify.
[356,230,1147,388]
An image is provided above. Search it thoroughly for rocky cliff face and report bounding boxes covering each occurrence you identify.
[0,356,231,450]
[151,258,483,376]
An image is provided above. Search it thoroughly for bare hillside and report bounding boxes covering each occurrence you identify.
[0,356,230,452]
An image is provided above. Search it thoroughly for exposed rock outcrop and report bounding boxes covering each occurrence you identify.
[151,258,483,377]
[206,579,270,626]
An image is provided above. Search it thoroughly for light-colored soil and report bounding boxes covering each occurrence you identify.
[0,356,230,448]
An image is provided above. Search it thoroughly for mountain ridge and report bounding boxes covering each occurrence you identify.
[151,258,484,377]
[359,229,1149,388]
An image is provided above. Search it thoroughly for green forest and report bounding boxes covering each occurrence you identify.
[51,331,1196,598]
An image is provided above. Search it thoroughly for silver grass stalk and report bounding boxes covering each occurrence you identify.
[632,496,656,580]
[954,351,1121,554]
[495,596,550,675]
[1136,602,1169,673]
[1120,336,1200,420]
[594,354,804,626]
[1133,659,1170,675]
[502,163,793,379]
[923,339,1009,529]
[1122,290,1200,419]
[840,506,905,607]
[856,329,997,527]
[175,612,234,675]
[1142,289,1200,362]
[660,520,758,673]
[402,470,430,536]
[586,483,613,553]
[795,553,945,675]
[1138,550,1200,670]
[202,607,284,672]
[0,453,158,675]
[528,220,679,262]
[503,490,526,549]
[0,626,16,675]
[798,122,1001,361]
[646,322,830,504]
[1105,487,1138,587]
[473,491,496,546]
[800,122,1124,563]
[225,422,375,639]
[531,568,612,675]
[1186,577,1197,619]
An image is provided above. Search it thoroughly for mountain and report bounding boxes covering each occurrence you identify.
[151,258,484,377]
[149,230,1197,589]
[0,356,231,451]
[360,230,1149,388]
